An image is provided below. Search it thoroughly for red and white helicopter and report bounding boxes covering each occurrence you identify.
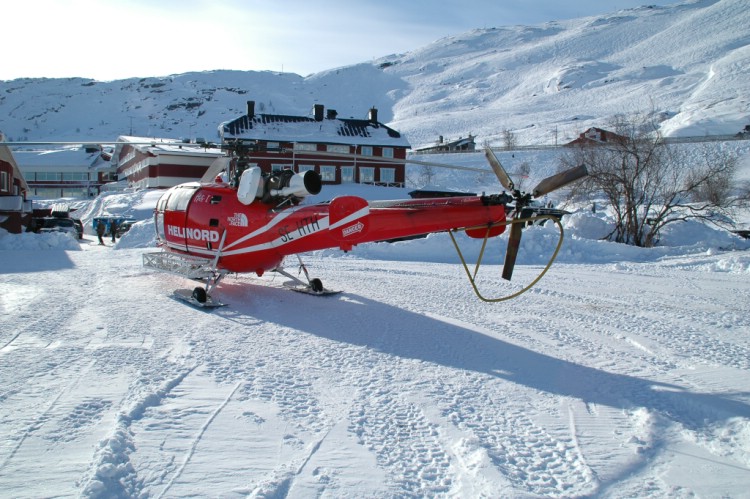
[141,146,587,307]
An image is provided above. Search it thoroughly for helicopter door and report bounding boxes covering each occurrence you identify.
[185,189,226,254]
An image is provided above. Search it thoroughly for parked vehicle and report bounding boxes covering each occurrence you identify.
[38,217,79,238]
[116,220,136,237]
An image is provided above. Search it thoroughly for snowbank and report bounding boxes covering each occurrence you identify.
[0,228,81,251]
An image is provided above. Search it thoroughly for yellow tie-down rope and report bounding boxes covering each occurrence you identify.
[448,214,565,303]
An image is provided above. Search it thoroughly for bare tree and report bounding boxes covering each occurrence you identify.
[419,164,436,187]
[502,129,517,151]
[563,113,747,247]
[514,161,531,192]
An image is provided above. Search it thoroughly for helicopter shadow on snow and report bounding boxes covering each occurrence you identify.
[215,279,750,433]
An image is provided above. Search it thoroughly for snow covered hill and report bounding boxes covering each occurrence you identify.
[1,0,748,149]
[381,0,750,146]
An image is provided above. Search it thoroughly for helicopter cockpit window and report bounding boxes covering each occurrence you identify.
[166,184,199,211]
[157,194,169,211]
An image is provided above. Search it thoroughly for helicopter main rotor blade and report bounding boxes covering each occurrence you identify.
[484,147,514,191]
[532,164,588,197]
[502,221,524,281]
[199,156,232,183]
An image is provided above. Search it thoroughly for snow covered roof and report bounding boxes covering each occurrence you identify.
[110,136,225,168]
[415,135,476,152]
[11,147,109,171]
[219,110,411,148]
[113,136,225,156]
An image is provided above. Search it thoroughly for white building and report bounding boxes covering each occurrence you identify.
[13,145,114,199]
[110,136,224,189]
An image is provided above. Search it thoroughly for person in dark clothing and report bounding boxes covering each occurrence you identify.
[96,220,106,245]
[110,219,118,243]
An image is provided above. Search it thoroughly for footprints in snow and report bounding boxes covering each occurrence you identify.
[45,398,112,443]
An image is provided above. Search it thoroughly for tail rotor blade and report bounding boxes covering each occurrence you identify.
[502,222,524,281]
[484,147,514,191]
[532,164,588,197]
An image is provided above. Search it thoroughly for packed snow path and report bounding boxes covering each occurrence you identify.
[1,239,749,497]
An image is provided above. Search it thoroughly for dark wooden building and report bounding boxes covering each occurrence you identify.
[415,135,476,154]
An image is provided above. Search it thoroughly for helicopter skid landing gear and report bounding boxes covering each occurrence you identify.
[143,250,228,308]
[178,266,229,307]
[274,256,340,296]
[173,287,226,308]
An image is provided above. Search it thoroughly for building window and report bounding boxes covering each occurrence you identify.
[266,141,280,150]
[380,168,395,184]
[0,171,8,192]
[62,188,89,198]
[341,166,354,183]
[63,172,90,181]
[35,188,62,198]
[382,147,394,158]
[294,143,317,151]
[320,165,336,181]
[297,164,314,173]
[327,144,349,154]
[360,146,373,156]
[272,163,289,172]
[359,167,375,183]
[35,172,61,181]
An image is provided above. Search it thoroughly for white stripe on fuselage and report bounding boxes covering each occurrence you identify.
[175,203,371,259]
[222,207,300,251]
[184,215,332,258]
[329,206,370,231]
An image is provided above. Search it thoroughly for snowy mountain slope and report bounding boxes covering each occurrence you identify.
[1,0,748,149]
[381,0,750,146]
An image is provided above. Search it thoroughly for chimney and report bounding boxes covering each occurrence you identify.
[313,104,324,121]
[247,100,255,119]
[368,107,378,123]
[326,109,338,120]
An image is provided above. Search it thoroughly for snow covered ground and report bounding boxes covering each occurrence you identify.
[2,159,750,497]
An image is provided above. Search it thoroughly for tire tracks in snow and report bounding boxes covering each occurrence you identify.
[156,381,241,498]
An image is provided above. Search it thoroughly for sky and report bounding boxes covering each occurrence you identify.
[2,0,684,82]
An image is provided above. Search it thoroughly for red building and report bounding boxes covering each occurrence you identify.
[219,101,410,187]
[566,127,627,147]
[0,137,32,233]
[111,136,225,189]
